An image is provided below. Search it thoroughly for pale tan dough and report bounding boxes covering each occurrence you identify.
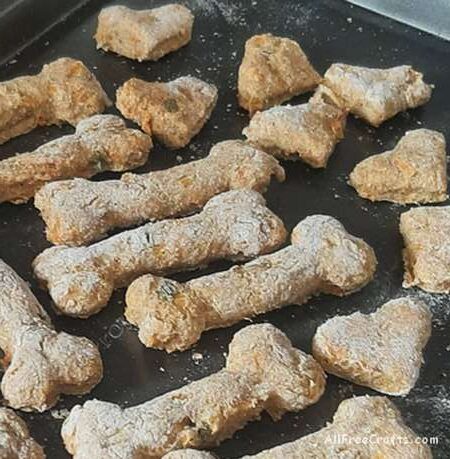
[0,259,102,412]
[33,190,286,318]
[238,33,321,114]
[349,129,447,204]
[125,215,376,352]
[0,115,152,204]
[312,297,431,395]
[0,408,45,458]
[61,324,326,459]
[401,206,450,293]
[164,396,432,459]
[323,63,432,126]
[243,85,347,167]
[0,57,110,144]
[116,76,217,149]
[34,140,285,246]
[95,4,194,62]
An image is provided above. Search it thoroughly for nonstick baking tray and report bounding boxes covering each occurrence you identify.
[1,0,449,457]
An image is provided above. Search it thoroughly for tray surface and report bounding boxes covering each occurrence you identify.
[0,0,449,457]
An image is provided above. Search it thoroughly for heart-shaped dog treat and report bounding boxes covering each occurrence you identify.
[401,205,450,293]
[312,297,431,395]
[350,129,447,204]
[238,33,321,115]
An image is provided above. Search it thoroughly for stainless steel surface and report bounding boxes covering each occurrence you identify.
[347,0,450,41]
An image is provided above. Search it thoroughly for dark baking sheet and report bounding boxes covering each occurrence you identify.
[1,0,450,457]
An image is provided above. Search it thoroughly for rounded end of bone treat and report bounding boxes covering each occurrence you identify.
[291,215,377,295]
[125,275,206,352]
[226,324,326,416]
[205,189,267,210]
[50,272,113,318]
[1,331,103,412]
[43,58,110,125]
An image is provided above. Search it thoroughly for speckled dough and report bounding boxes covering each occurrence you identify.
[61,324,326,459]
[313,298,431,395]
[125,215,377,352]
[33,190,286,318]
[238,33,321,114]
[0,259,102,412]
[0,408,45,458]
[401,206,450,293]
[0,115,151,204]
[116,76,217,149]
[34,140,285,246]
[350,129,447,204]
[243,85,347,167]
[0,57,110,144]
[165,396,432,459]
[324,63,432,126]
[95,4,194,61]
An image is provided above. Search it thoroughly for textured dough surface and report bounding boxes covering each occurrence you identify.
[95,4,194,61]
[33,190,286,317]
[350,129,447,204]
[0,57,110,144]
[324,63,432,126]
[61,324,325,459]
[116,76,217,149]
[0,115,151,204]
[401,206,450,292]
[0,408,45,458]
[313,297,431,395]
[0,259,102,412]
[34,140,285,246]
[243,85,346,167]
[238,33,321,114]
[125,215,377,352]
[165,396,432,459]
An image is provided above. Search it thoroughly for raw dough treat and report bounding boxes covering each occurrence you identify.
[0,115,152,204]
[400,206,450,292]
[33,190,286,318]
[323,63,432,126]
[0,408,45,458]
[0,259,102,412]
[313,297,431,395]
[126,215,377,352]
[116,76,218,149]
[35,140,285,246]
[238,33,321,114]
[165,396,432,459]
[61,324,326,459]
[95,4,194,61]
[349,129,447,204]
[243,85,347,167]
[0,57,110,144]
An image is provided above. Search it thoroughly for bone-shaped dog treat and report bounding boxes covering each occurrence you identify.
[0,408,45,458]
[95,4,194,61]
[323,63,432,126]
[238,33,321,114]
[125,215,376,352]
[0,115,152,204]
[164,396,432,459]
[33,190,286,318]
[0,259,102,412]
[243,85,347,167]
[400,206,450,293]
[116,76,217,149]
[312,298,432,395]
[61,324,326,459]
[350,129,447,204]
[0,57,110,144]
[34,140,285,246]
